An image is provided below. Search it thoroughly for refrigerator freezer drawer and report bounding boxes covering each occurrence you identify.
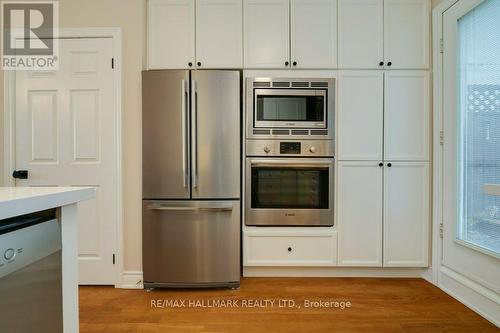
[142,200,240,288]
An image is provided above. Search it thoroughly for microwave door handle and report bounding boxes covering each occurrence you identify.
[181,80,188,188]
[191,79,198,189]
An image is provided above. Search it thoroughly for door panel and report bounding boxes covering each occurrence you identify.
[191,71,240,199]
[290,0,337,68]
[148,0,195,69]
[15,38,117,284]
[196,0,243,68]
[338,162,383,266]
[142,70,190,199]
[142,200,240,284]
[338,71,383,160]
[384,0,429,69]
[244,0,289,68]
[383,162,429,267]
[384,71,430,161]
[338,0,383,69]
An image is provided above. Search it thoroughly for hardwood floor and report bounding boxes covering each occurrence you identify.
[80,277,498,333]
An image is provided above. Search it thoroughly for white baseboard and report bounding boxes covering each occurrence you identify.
[115,270,143,289]
[243,266,429,277]
[439,266,500,327]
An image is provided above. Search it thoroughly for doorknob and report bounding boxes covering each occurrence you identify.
[12,170,28,179]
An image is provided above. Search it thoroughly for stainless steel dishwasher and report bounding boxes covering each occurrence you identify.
[0,210,63,333]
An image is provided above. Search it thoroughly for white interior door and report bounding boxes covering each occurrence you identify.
[15,38,117,285]
[442,0,500,295]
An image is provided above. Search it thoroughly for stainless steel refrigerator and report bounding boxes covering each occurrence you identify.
[142,70,240,288]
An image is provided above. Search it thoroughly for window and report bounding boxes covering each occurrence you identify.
[457,0,500,255]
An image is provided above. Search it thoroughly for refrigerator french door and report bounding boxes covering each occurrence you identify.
[142,70,240,288]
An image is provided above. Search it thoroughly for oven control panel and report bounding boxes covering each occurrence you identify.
[246,140,334,157]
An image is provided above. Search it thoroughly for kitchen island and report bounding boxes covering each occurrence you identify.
[0,187,95,333]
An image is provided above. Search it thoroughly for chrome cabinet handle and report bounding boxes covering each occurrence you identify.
[146,205,233,212]
[181,80,188,188]
[191,79,198,189]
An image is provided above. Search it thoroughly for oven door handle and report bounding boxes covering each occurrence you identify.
[249,159,333,168]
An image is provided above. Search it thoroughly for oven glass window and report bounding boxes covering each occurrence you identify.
[256,95,325,122]
[251,167,329,209]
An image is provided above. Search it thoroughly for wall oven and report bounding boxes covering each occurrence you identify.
[245,140,334,226]
[246,78,334,139]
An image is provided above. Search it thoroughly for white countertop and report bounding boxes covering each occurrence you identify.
[0,187,95,219]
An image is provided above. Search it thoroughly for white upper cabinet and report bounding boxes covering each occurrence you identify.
[338,0,383,69]
[337,162,383,266]
[383,162,429,267]
[338,71,384,160]
[148,0,195,69]
[196,0,243,68]
[384,71,430,161]
[290,0,337,68]
[384,0,430,69]
[244,0,290,68]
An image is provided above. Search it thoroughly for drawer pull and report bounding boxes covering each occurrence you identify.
[287,247,292,252]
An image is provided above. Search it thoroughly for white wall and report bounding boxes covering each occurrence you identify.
[0,0,146,274]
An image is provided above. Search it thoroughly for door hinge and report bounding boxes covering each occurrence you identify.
[440,130,444,146]
[112,254,116,265]
[440,38,444,54]
[439,223,444,239]
[111,58,114,69]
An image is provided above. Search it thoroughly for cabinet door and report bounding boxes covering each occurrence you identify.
[383,162,429,267]
[244,0,289,68]
[148,0,195,69]
[338,71,383,161]
[338,0,383,69]
[338,162,383,266]
[384,71,430,161]
[290,0,337,68]
[384,0,429,69]
[196,0,243,68]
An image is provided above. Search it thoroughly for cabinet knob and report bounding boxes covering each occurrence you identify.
[197,61,201,67]
[387,163,392,167]
[287,247,292,252]
[379,162,383,167]
[285,61,289,66]
[293,61,297,66]
[188,62,193,67]
[379,61,384,66]
[387,61,392,66]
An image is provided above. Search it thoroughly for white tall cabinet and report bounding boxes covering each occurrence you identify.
[338,0,429,69]
[337,70,430,267]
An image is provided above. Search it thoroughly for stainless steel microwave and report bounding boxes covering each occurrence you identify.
[246,78,335,139]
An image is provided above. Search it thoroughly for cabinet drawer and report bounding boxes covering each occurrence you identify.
[244,230,337,266]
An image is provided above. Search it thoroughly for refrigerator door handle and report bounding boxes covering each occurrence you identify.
[181,80,188,188]
[146,204,233,212]
[191,79,198,189]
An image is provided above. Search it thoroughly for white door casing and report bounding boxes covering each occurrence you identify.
[15,37,118,284]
